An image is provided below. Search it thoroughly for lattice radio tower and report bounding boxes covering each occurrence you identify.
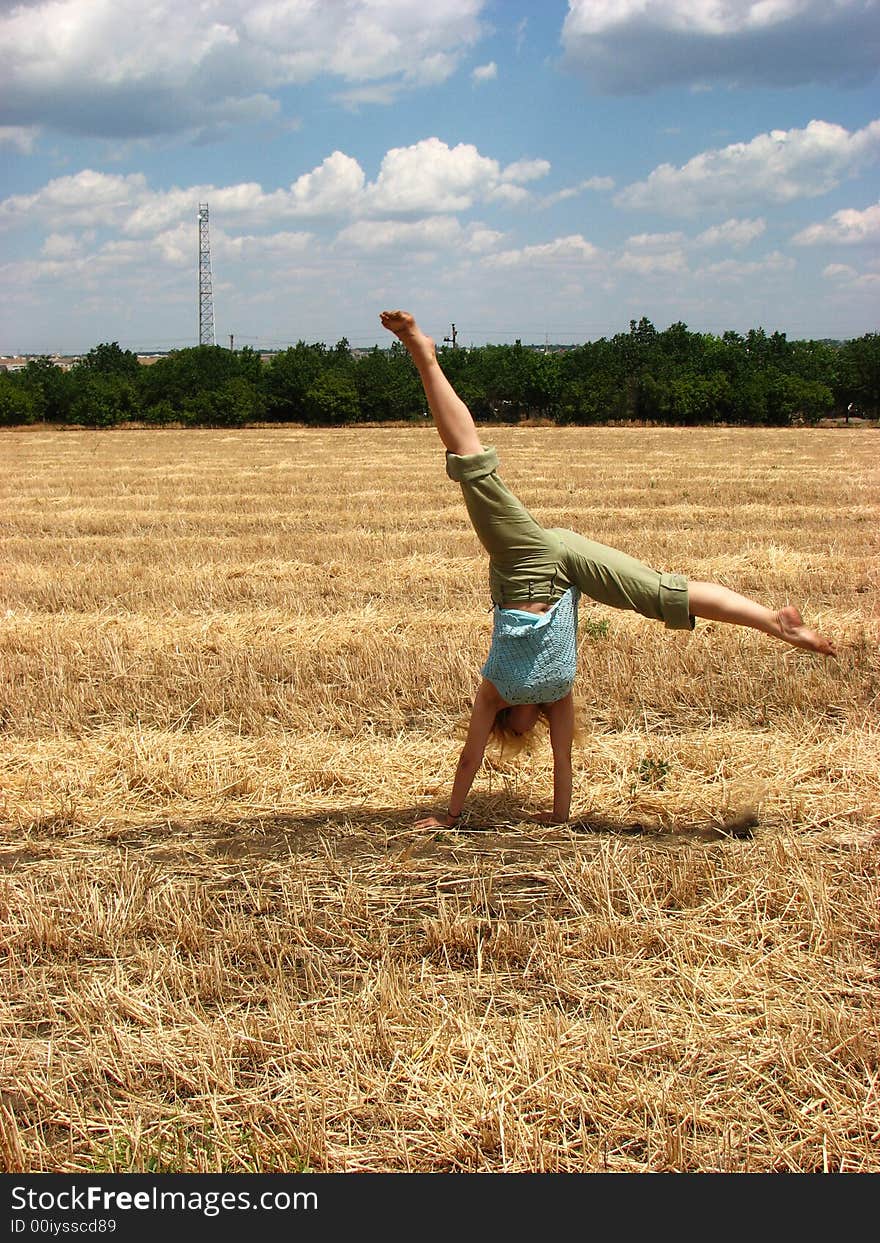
[197,202,215,346]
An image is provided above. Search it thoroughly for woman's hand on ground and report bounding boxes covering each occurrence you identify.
[414,814,458,830]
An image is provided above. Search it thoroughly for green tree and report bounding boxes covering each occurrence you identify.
[181,377,264,427]
[558,339,627,423]
[75,341,140,379]
[17,357,76,422]
[778,375,834,424]
[789,338,838,387]
[70,374,140,427]
[520,351,562,419]
[302,372,360,425]
[433,345,493,420]
[354,345,424,422]
[262,343,328,421]
[331,338,354,372]
[492,340,563,419]
[836,333,880,417]
[658,321,703,371]
[557,377,610,424]
[234,345,263,384]
[660,372,733,424]
[743,327,791,367]
[138,346,245,411]
[141,399,180,426]
[0,375,41,425]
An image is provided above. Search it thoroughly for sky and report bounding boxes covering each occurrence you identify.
[1,0,878,354]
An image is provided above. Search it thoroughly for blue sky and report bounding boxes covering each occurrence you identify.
[1,0,878,353]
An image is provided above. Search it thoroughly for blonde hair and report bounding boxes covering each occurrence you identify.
[488,698,584,758]
[489,704,550,758]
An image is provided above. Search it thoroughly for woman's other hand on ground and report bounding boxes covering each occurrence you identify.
[532,810,568,825]
[414,814,459,830]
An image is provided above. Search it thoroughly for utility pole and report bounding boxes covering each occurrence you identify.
[229,334,234,352]
[443,323,458,348]
[197,203,215,347]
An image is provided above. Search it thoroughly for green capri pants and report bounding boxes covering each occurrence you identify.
[446,446,694,631]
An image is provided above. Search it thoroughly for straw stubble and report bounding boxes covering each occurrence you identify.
[0,424,877,1172]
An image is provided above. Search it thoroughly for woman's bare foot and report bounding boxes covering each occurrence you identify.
[776,605,836,657]
[379,310,436,364]
[689,581,837,657]
[379,309,416,337]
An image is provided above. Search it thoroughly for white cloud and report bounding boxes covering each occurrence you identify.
[695,250,795,280]
[463,226,506,253]
[500,158,551,184]
[218,230,315,261]
[334,84,402,109]
[0,139,545,243]
[624,231,686,250]
[336,216,463,252]
[119,172,348,236]
[615,119,880,215]
[0,170,149,229]
[9,221,318,288]
[41,233,85,259]
[483,234,602,268]
[0,125,40,152]
[288,152,367,216]
[335,216,505,256]
[122,188,212,238]
[364,138,549,214]
[486,184,531,206]
[1,0,488,139]
[540,176,615,208]
[822,261,880,288]
[695,217,766,247]
[792,201,880,246]
[515,17,528,55]
[562,0,880,92]
[150,226,194,267]
[615,221,765,272]
[407,51,462,87]
[587,176,617,192]
[365,138,491,213]
[823,263,858,280]
[617,248,688,275]
[89,220,314,270]
[471,61,497,83]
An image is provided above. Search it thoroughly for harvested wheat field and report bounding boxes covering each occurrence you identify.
[0,423,878,1174]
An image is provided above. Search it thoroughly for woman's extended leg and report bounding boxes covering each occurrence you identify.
[688,581,836,655]
[555,529,835,655]
[380,310,482,456]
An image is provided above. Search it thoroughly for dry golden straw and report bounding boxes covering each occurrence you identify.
[1,424,878,1172]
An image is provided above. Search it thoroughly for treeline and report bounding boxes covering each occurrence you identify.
[1,320,878,428]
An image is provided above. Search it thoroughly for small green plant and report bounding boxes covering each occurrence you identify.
[91,1127,313,1174]
[634,756,671,792]
[582,616,610,640]
[92,1135,177,1173]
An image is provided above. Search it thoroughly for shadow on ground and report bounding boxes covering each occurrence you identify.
[0,799,757,875]
[107,800,756,863]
